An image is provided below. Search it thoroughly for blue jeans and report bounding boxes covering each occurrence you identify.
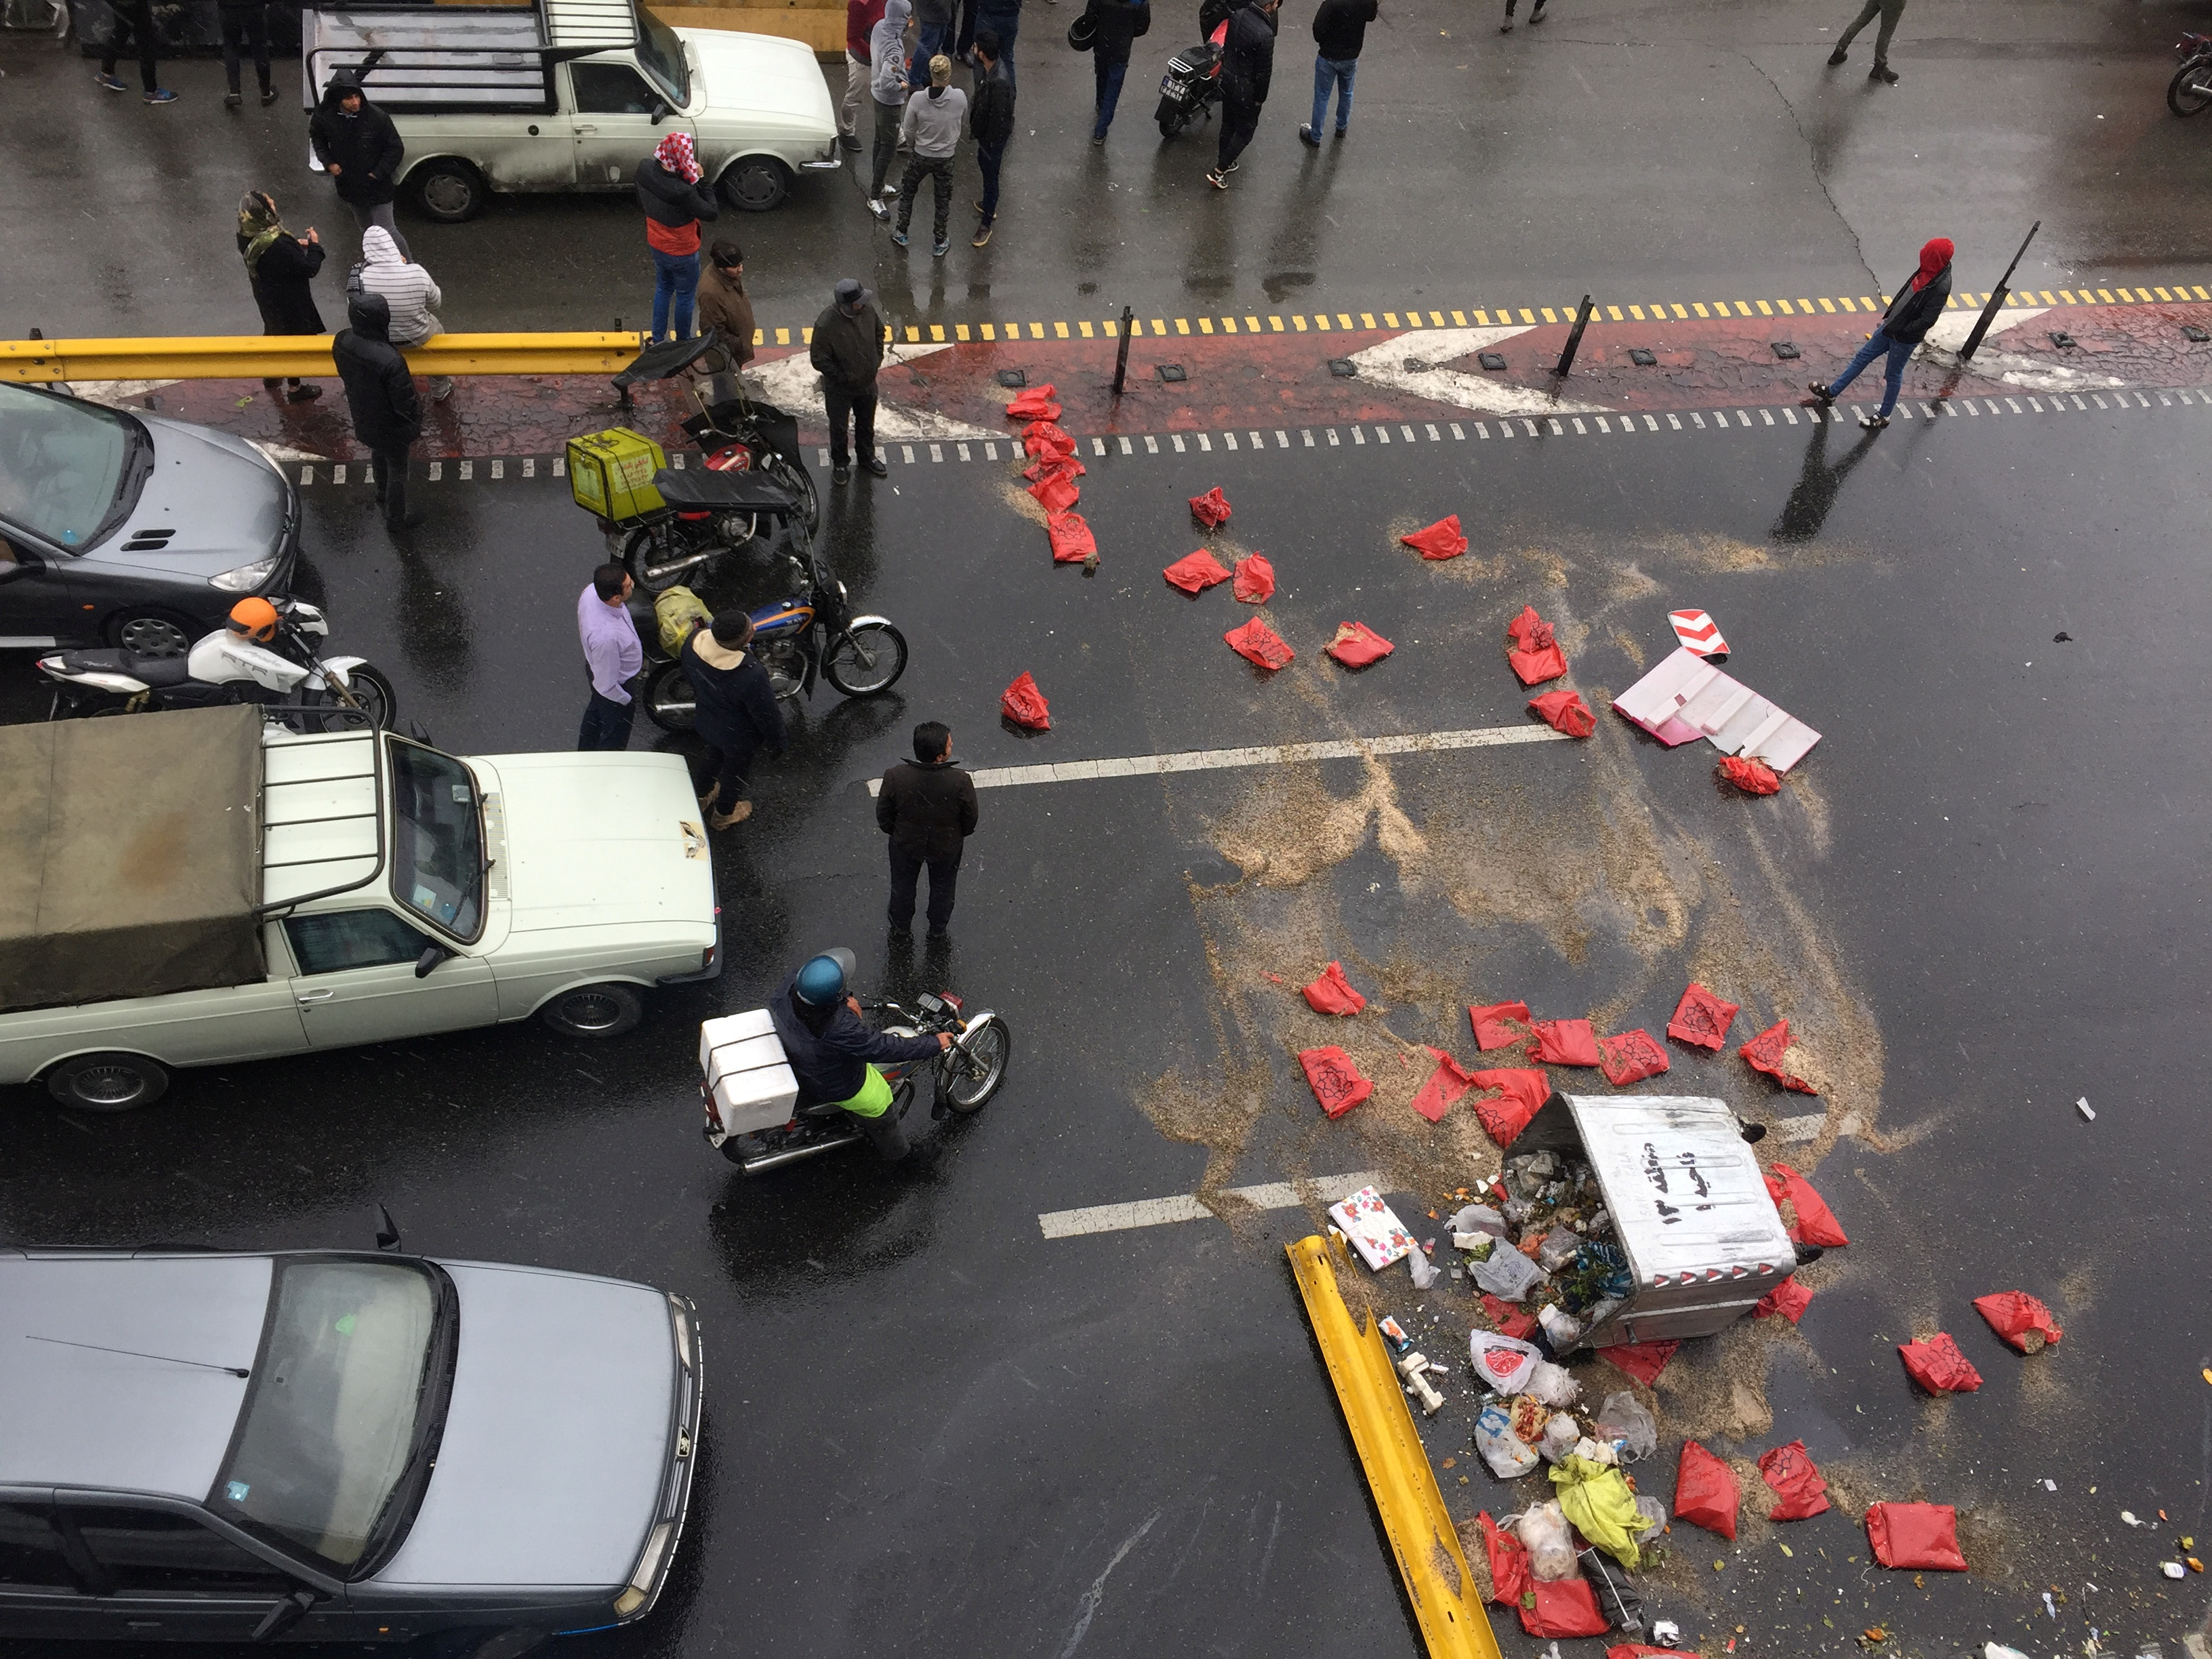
[1311,56,1356,133]
[977,7,1019,83]
[1093,54,1128,137]
[977,138,1006,226]
[1824,327,1914,417]
[650,246,699,342]
[909,20,946,87]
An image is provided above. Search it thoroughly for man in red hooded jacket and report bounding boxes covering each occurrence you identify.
[1809,237,1952,431]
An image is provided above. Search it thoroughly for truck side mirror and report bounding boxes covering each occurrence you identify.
[650,98,670,124]
[415,943,453,979]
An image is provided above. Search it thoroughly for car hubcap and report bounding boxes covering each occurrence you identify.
[561,992,625,1032]
[424,176,472,216]
[75,1066,144,1105]
[735,168,777,209]
[119,615,189,657]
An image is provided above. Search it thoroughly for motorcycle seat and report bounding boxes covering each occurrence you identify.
[1174,41,1222,69]
[654,466,798,514]
[54,647,192,687]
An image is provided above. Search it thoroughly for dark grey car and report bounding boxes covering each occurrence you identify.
[0,383,300,659]
[0,1248,703,1651]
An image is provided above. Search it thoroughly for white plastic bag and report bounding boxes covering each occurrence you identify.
[1469,1330,1542,1394]
[1536,1228,1583,1272]
[1633,1494,1668,1537]
[1447,1202,1508,1239]
[1474,1400,1540,1479]
[1470,1242,1549,1300]
[1538,1413,1581,1464]
[1513,1499,1579,1580]
[1525,1359,1580,1408]
[1408,1248,1439,1290]
[1595,1391,1658,1461]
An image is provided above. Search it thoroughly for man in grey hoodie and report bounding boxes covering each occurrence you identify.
[350,225,453,403]
[867,0,914,220]
[893,54,966,258]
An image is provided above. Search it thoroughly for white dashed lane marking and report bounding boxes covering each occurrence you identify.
[1038,1170,1383,1240]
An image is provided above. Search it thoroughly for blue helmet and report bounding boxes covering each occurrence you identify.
[793,949,855,1006]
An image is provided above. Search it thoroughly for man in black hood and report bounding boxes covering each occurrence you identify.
[332,293,424,533]
[310,71,409,254]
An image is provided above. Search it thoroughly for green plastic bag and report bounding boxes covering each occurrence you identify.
[1549,1454,1647,1570]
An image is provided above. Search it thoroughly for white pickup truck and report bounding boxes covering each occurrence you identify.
[303,0,840,219]
[0,705,720,1112]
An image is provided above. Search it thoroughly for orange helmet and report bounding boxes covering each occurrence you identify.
[226,597,281,643]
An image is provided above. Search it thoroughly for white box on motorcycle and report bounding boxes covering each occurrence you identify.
[700,1010,800,1134]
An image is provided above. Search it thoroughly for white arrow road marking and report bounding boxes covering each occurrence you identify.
[1347,325,1613,418]
[751,341,1004,441]
[69,379,181,406]
[1920,306,2128,394]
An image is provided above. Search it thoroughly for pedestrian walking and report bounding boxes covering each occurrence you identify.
[975,0,1021,84]
[1207,0,1277,188]
[867,0,914,220]
[636,131,718,344]
[1083,0,1151,144]
[350,225,453,403]
[695,241,757,373]
[876,720,978,937]
[1498,0,1542,32]
[910,0,950,85]
[1828,0,1906,83]
[970,30,1015,247]
[309,71,407,251]
[218,0,276,108]
[893,54,966,258]
[1300,0,1374,144]
[93,0,173,102]
[1808,237,1952,430]
[684,613,785,830]
[810,279,888,483]
[576,562,642,752]
[842,0,885,150]
[237,190,325,405]
[331,291,424,533]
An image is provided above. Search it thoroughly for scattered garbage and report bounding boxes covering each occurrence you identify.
[1757,1440,1832,1521]
[1022,451,1084,483]
[2077,1095,2096,1122]
[1188,485,1232,529]
[1740,1018,1818,1093]
[1472,1239,1551,1300]
[1471,1330,1544,1393]
[1595,1392,1658,1461]
[1232,553,1275,602]
[1507,605,1570,686]
[1515,1500,1581,1581]
[1411,1048,1481,1124]
[1326,1183,1408,1266]
[1476,1403,1542,1478]
[1984,1647,2030,1659]
[1668,607,1729,662]
[1540,1413,1582,1465]
[1666,982,1740,1050]
[1378,1314,1414,1354]
[1469,1067,1551,1145]
[1613,646,1821,772]
[1303,1048,1374,1120]
[1532,1018,1601,1066]
[1407,1248,1440,1290]
[1046,509,1097,564]
[1163,548,1232,594]
[1717,755,1782,795]
[1673,1439,1741,1539]
[1479,1509,1534,1603]
[2123,1511,2143,1528]
[1452,1203,1509,1239]
[1224,616,1295,670]
[1525,1360,1580,1409]
[1300,960,1367,1016]
[1652,1619,1683,1647]
[1004,382,1061,419]
[1538,1304,1584,1351]
[1578,1544,1647,1635]
[1632,1494,1668,1536]
[1755,1275,1814,1324]
[1326,621,1395,668]
[1000,671,1052,730]
[1023,420,1076,462]
[1602,1339,1679,1387]
[1401,514,1469,560]
[1897,1332,1984,1394]
[1470,1000,1534,1050]
[1521,1576,1611,1639]
[1865,1502,1967,1571]
[2162,1562,2187,1580]
[1597,1029,1671,1086]
[1763,1162,1849,1247]
[1530,689,1597,737]
[1029,470,1082,513]
[1554,1454,1648,1568]
[1536,1229,1586,1273]
[1398,1351,1446,1413]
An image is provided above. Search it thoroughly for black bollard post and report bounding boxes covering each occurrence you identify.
[1554,295,1595,377]
[1112,304,1134,398]
[1959,220,2041,363]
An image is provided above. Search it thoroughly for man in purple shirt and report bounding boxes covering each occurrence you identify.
[577,561,643,750]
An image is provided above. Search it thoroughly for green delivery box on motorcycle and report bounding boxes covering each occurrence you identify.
[567,428,668,523]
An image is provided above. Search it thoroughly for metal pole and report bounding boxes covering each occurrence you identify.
[1554,295,1594,377]
[1958,220,2041,363]
[1111,305,1134,398]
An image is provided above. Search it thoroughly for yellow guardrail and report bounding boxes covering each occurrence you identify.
[0,332,644,384]
[1286,1233,1503,1659]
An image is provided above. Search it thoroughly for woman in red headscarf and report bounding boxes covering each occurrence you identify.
[636,131,720,343]
[1809,237,1952,430]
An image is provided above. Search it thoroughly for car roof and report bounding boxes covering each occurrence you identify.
[0,1253,272,1500]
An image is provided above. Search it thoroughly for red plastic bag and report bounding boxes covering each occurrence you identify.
[1898,1332,1983,1394]
[1666,981,1740,1050]
[1603,1338,1679,1387]
[1225,617,1294,670]
[1520,1577,1610,1639]
[1764,1162,1848,1247]
[1023,421,1076,460]
[1740,1018,1818,1093]
[1532,1018,1599,1067]
[1866,1502,1967,1572]
[1469,1000,1532,1050]
[1029,472,1081,514]
[1507,605,1568,686]
[1598,1029,1669,1086]
[1000,671,1050,731]
[1479,1512,1532,1607]
[1480,1292,1537,1340]
[1610,1649,1688,1659]
[1298,1046,1372,1118]
[1756,1275,1814,1324]
[1399,514,1468,560]
[1973,1290,2063,1354]
[1326,621,1395,668]
[1189,485,1232,529]
[1469,1067,1550,1145]
[1301,960,1366,1017]
[1719,754,1782,794]
[1410,1047,1479,1124]
[1232,554,1275,602]
[1529,689,1596,737]
[1674,1439,1740,1540]
[1163,548,1232,594]
[1005,382,1059,419]
[1757,1440,1831,1521]
[1022,453,1086,484]
[1047,510,1097,565]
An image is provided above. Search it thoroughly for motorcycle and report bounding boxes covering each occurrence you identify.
[35,597,396,729]
[705,988,1012,1174]
[1155,0,1235,138]
[2171,33,2212,116]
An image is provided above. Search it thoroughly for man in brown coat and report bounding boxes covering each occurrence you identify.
[876,720,977,936]
[695,241,756,375]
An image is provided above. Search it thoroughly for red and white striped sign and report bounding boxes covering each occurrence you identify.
[1668,608,1729,661]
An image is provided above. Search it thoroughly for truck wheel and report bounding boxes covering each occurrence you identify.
[412,159,486,223]
[47,1052,171,1113]
[539,983,643,1039]
[718,157,790,212]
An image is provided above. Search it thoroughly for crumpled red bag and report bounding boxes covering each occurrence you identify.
[1479,1512,1532,1607]
[1399,514,1468,560]
[1469,1067,1550,1145]
[1000,671,1050,730]
[1022,453,1086,484]
[1529,689,1596,737]
[1757,1275,1814,1324]
[1598,1029,1669,1086]
[1603,1338,1678,1387]
[1532,1018,1599,1067]
[1232,554,1274,602]
[1225,617,1294,670]
[1301,960,1366,1016]
[1674,1439,1740,1540]
[1666,981,1740,1050]
[1163,548,1232,594]
[1973,1290,2063,1354]
[1610,1649,1688,1659]
[1764,1162,1848,1247]
[1521,1577,1610,1639]
[1046,510,1097,565]
[1469,1000,1532,1050]
[1189,485,1232,528]
[1866,1502,1967,1572]
[1740,1018,1818,1093]
[1481,1292,1538,1340]
[1298,1046,1371,1118]
[1409,1047,1479,1124]
[1023,420,1076,460]
[1757,1440,1831,1521]
[1005,382,1059,419]
[1898,1332,1983,1394]
[1029,472,1081,514]
[1326,621,1395,668]
[1507,604,1568,685]
[1719,754,1782,794]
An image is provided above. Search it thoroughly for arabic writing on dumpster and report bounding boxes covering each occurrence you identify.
[1641,1141,1713,1225]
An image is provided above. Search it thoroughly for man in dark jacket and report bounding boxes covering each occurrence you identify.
[1208,0,1277,188]
[768,950,951,1160]
[1084,0,1150,142]
[1809,236,1952,430]
[1302,0,1375,143]
[331,292,424,532]
[970,31,1015,247]
[684,612,785,829]
[909,0,951,85]
[309,72,408,252]
[876,720,979,936]
[810,278,888,483]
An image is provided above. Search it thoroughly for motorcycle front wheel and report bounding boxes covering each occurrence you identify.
[759,451,821,538]
[321,665,396,732]
[822,621,908,697]
[642,660,697,732]
[2171,59,2212,115]
[942,1019,1012,1114]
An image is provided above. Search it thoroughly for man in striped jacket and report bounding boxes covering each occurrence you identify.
[350,225,453,403]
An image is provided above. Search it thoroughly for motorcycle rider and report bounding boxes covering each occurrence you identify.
[769,949,951,1162]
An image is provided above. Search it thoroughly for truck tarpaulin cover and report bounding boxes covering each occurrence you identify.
[1232,554,1275,602]
[1866,1502,1968,1571]
[1898,1332,1984,1393]
[0,705,266,1012]
[1674,1439,1741,1539]
[1973,1290,2063,1353]
[1469,1000,1532,1049]
[1470,1068,1551,1145]
[1764,1162,1849,1246]
[1400,514,1468,560]
[1532,1017,1599,1067]
[1757,1440,1832,1520]
[1300,960,1366,1015]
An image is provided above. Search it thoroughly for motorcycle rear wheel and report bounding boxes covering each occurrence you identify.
[624,523,737,594]
[2171,60,2212,115]
[1158,111,1185,138]
[822,621,907,697]
[943,1019,1011,1114]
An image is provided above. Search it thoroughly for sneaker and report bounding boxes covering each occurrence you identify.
[972,222,993,247]
[840,132,863,151]
[144,87,178,104]
[260,85,279,105]
[881,182,900,197]
[1805,380,1834,403]
[867,198,890,221]
[1223,159,1239,173]
[1499,20,1513,31]
[1859,413,1889,430]
[933,237,949,257]
[1298,124,1320,146]
[832,462,852,483]
[286,383,322,403]
[224,90,242,108]
[1869,62,1898,83]
[1530,3,1546,19]
[861,453,889,477]
[1206,167,1227,189]
[95,71,126,91]
[429,378,455,403]
[1826,45,1848,64]
[890,226,909,247]
[1091,131,1106,146]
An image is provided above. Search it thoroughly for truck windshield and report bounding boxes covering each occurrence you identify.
[634,0,689,106]
[390,741,485,941]
[214,1258,451,1574]
[0,383,150,552]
